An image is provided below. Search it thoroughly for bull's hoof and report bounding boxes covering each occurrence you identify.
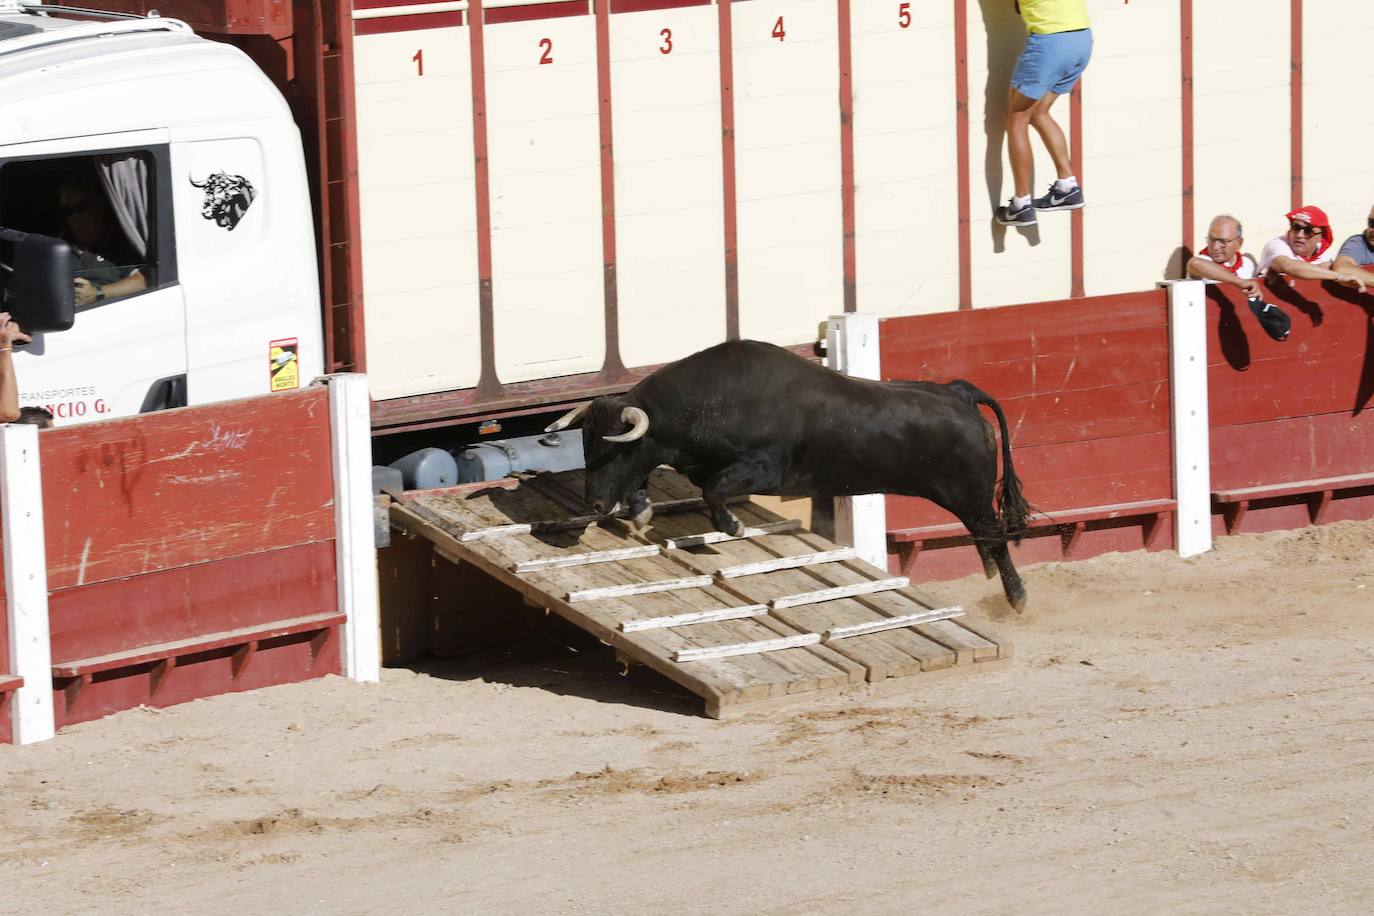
[982,557,999,579]
[715,514,745,537]
[628,504,653,534]
[1009,590,1029,614]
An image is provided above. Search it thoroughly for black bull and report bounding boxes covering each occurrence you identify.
[546,340,1032,610]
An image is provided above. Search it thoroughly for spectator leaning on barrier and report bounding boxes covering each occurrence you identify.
[996,0,1094,227]
[0,311,32,424]
[1187,214,1292,342]
[1331,203,1374,273]
[1258,205,1369,293]
[1187,215,1262,297]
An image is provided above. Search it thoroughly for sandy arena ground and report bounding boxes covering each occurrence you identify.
[3,520,1373,915]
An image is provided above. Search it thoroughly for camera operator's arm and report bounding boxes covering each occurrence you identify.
[0,312,33,423]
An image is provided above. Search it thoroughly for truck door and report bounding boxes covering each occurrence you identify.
[172,134,321,405]
[0,133,188,424]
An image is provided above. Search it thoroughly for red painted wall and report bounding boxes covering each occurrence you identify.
[39,388,343,727]
[1207,278,1374,532]
[880,291,1176,579]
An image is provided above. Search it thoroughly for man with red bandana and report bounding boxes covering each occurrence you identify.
[1259,205,1369,292]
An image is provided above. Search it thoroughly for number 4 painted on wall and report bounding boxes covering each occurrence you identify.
[772,16,785,42]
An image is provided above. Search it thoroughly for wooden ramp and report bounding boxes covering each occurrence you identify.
[387,469,1012,719]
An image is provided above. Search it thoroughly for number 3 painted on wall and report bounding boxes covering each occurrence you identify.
[539,38,553,65]
[898,2,911,28]
[660,28,672,55]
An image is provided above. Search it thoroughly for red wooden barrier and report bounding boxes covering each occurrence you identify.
[1207,278,1374,534]
[39,387,345,727]
[881,291,1177,580]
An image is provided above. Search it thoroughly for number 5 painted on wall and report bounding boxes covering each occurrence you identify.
[898,2,911,28]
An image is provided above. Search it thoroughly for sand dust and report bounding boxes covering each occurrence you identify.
[4,520,1373,914]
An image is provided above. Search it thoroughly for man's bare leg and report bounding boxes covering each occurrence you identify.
[1029,90,1073,180]
[1004,86,1040,200]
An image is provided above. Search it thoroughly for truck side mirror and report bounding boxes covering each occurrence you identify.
[0,228,76,333]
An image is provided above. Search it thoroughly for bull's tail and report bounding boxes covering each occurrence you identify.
[951,380,1032,541]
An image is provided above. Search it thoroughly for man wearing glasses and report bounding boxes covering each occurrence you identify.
[1187,215,1261,296]
[1258,205,1369,293]
[1188,214,1291,341]
[59,176,147,307]
[1331,204,1374,274]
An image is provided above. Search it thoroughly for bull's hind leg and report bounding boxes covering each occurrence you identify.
[975,543,999,580]
[698,455,786,536]
[957,508,1028,613]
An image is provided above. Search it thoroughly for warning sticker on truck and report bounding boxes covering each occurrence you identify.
[270,338,300,391]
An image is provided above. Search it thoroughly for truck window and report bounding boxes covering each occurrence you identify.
[0,150,172,311]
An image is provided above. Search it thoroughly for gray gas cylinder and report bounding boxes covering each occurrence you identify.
[456,429,585,483]
[388,446,459,490]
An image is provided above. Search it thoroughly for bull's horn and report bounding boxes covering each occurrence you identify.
[604,406,650,443]
[544,403,588,433]
[189,175,207,188]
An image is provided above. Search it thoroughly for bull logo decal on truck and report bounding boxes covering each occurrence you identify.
[189,171,257,231]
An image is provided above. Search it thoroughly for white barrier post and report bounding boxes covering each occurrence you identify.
[328,374,381,682]
[1166,280,1213,558]
[1,423,55,744]
[825,313,890,570]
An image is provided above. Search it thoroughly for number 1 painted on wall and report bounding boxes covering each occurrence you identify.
[412,49,423,76]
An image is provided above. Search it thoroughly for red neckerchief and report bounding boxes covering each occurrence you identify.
[1197,249,1246,275]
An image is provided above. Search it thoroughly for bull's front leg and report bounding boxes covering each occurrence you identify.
[699,455,786,537]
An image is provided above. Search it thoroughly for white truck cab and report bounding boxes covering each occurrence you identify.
[0,3,322,424]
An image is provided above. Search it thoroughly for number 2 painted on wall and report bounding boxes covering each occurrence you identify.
[539,38,553,65]
[660,28,673,55]
[412,49,424,76]
[898,3,911,28]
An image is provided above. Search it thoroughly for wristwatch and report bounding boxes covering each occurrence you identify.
[94,286,106,302]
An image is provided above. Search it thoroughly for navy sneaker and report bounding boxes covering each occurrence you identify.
[996,198,1037,227]
[1033,182,1085,211]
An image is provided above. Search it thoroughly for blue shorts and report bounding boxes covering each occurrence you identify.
[1012,29,1093,100]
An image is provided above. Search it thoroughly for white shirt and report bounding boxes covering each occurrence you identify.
[1258,236,1332,276]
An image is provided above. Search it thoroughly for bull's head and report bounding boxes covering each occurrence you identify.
[546,396,652,516]
[189,172,257,230]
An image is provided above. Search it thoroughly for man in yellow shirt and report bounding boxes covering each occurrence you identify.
[996,0,1093,227]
